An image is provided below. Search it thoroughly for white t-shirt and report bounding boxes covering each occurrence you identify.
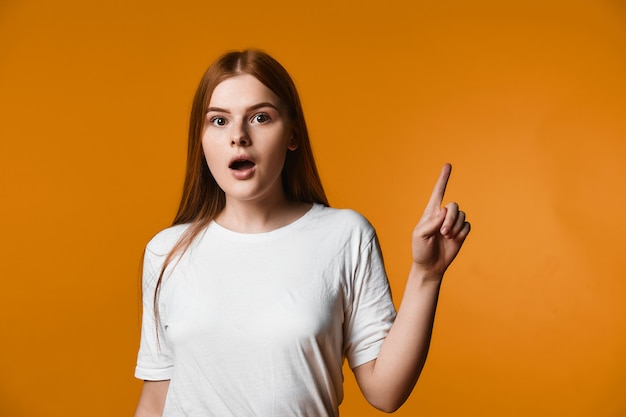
[135,204,396,416]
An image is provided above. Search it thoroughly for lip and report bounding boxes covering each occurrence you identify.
[229,154,256,180]
[228,153,256,168]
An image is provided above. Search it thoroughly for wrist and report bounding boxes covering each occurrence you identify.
[409,262,444,285]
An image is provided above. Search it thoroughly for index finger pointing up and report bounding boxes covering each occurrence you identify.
[425,163,452,215]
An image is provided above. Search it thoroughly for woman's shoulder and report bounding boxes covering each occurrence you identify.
[144,223,191,256]
[312,205,376,236]
[317,204,370,222]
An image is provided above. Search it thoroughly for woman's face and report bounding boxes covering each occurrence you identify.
[202,74,295,206]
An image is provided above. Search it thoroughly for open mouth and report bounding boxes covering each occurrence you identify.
[229,159,255,170]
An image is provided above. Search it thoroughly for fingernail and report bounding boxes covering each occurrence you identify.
[441,226,449,235]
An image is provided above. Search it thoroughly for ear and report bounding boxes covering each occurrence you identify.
[287,128,298,151]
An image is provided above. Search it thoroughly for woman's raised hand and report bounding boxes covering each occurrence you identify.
[411,164,471,279]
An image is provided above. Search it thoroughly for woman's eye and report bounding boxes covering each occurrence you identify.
[251,113,270,124]
[210,117,227,126]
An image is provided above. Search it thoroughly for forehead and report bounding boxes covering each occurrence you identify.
[209,74,282,108]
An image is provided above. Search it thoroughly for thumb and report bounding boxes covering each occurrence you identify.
[416,207,447,238]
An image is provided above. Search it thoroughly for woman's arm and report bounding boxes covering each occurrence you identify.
[134,380,170,417]
[353,164,471,412]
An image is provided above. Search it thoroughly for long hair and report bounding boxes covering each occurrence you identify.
[153,50,329,329]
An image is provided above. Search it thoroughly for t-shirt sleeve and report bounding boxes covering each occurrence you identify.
[134,246,174,381]
[343,231,397,369]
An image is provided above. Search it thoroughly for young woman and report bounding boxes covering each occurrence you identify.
[134,50,470,417]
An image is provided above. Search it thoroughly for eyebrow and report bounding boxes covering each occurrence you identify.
[206,102,280,113]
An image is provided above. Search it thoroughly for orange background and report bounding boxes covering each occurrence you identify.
[1,0,625,415]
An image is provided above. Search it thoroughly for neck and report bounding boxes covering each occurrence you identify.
[216,195,312,233]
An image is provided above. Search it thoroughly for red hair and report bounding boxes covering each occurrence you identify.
[153,50,329,331]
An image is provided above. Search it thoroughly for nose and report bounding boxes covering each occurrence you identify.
[231,135,250,146]
[231,121,250,147]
